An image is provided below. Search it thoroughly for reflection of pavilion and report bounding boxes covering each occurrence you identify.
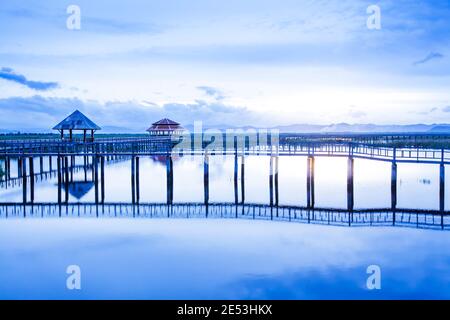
[63,181,94,200]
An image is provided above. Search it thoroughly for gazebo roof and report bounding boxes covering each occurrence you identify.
[152,118,180,126]
[53,110,101,131]
[147,118,183,132]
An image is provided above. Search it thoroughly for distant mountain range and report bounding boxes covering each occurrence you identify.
[184,123,450,134]
[0,129,21,134]
[274,123,450,133]
[3,123,450,134]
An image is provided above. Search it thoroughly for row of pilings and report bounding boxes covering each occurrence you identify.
[0,154,127,204]
[0,151,447,212]
[126,152,446,212]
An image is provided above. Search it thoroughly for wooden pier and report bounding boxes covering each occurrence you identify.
[2,135,449,168]
[1,134,449,211]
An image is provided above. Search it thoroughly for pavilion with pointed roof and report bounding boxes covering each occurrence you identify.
[146,118,184,136]
[53,110,101,142]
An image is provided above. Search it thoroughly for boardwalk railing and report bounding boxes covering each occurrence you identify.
[1,136,450,164]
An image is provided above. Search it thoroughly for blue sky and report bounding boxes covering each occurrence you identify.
[0,0,450,131]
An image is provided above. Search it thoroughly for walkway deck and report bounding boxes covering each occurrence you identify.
[1,134,450,164]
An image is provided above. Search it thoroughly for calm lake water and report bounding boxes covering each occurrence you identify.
[0,155,449,299]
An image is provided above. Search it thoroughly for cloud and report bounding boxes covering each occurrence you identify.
[0,67,58,91]
[83,16,163,34]
[3,8,36,18]
[197,86,225,100]
[442,106,450,112]
[1,4,163,35]
[0,95,266,132]
[347,106,366,119]
[417,107,439,115]
[413,52,444,66]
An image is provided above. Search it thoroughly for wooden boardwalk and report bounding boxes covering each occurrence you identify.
[1,134,449,210]
[1,134,450,164]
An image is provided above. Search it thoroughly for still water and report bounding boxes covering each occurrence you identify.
[0,156,449,299]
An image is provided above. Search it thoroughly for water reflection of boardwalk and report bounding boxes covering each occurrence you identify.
[0,203,448,230]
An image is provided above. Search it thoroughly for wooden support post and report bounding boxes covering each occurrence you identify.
[391,161,397,210]
[7,156,10,180]
[169,156,174,204]
[204,153,209,205]
[136,157,140,203]
[4,156,9,182]
[234,153,238,204]
[101,156,105,204]
[240,155,245,204]
[49,156,52,172]
[61,155,65,184]
[131,156,136,204]
[22,158,27,204]
[84,156,88,181]
[310,157,316,208]
[1,158,5,182]
[18,157,22,178]
[64,156,69,203]
[93,155,99,204]
[39,156,43,174]
[269,156,274,206]
[57,156,62,204]
[274,156,279,206]
[347,157,354,211]
[91,155,95,181]
[440,163,445,212]
[70,156,74,182]
[307,156,311,207]
[166,156,173,204]
[29,157,34,203]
